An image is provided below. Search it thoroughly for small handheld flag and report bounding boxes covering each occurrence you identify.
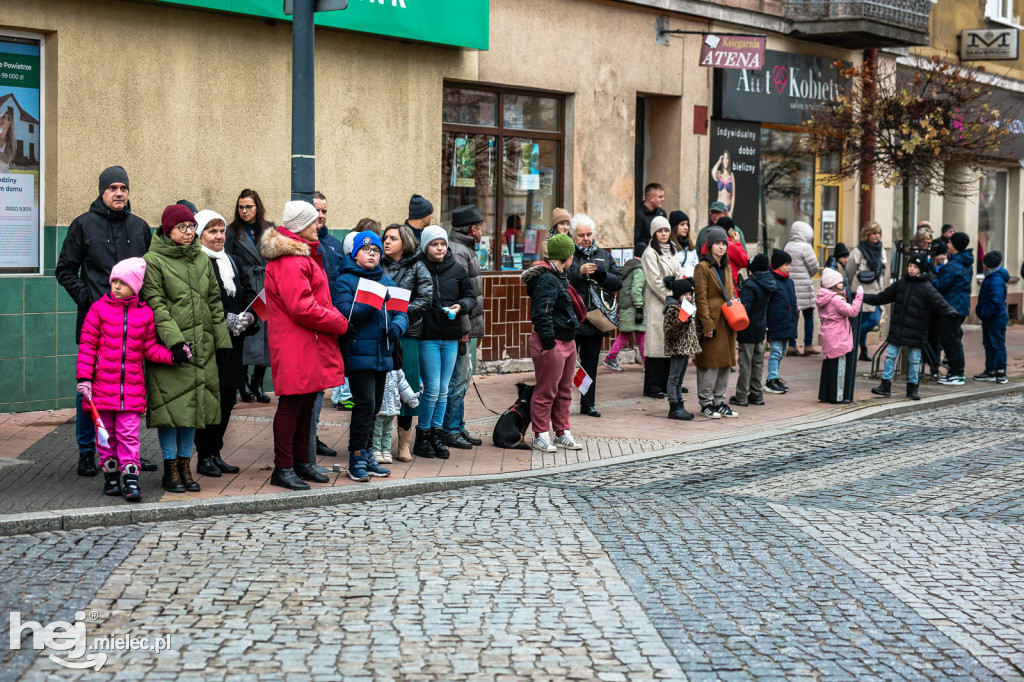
[89,403,110,448]
[353,279,387,310]
[678,298,696,322]
[573,366,593,396]
[247,290,268,321]
[385,287,412,313]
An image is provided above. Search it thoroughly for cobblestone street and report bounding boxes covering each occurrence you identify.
[3,394,1023,681]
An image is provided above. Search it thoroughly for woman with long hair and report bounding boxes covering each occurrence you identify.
[670,211,698,278]
[225,189,273,403]
[0,109,15,173]
[693,226,738,419]
[711,149,736,214]
[642,216,684,401]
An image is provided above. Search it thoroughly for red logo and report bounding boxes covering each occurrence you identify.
[772,65,788,94]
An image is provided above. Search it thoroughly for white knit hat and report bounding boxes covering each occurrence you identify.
[650,216,671,233]
[419,225,448,253]
[343,231,357,255]
[282,200,318,233]
[820,267,844,290]
[194,209,227,237]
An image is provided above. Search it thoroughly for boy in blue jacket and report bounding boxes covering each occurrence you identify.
[732,254,776,406]
[765,250,799,394]
[935,232,974,385]
[974,250,1009,383]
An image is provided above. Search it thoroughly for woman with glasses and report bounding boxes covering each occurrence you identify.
[141,204,232,493]
[225,189,273,403]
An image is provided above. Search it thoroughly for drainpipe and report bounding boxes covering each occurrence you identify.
[859,49,877,229]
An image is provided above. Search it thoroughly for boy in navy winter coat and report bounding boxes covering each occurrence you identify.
[732,254,776,406]
[974,250,1009,383]
[935,232,974,385]
[765,250,798,394]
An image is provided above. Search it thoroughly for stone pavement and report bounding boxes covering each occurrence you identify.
[2,393,1022,680]
[0,327,1022,524]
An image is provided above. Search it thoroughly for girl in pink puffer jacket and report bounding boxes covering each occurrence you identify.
[815,267,863,404]
[76,258,185,501]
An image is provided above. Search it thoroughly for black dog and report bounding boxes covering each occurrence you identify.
[492,382,534,450]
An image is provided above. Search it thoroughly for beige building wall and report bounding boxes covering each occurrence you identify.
[6,0,477,230]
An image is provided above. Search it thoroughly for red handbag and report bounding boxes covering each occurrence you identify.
[721,299,749,331]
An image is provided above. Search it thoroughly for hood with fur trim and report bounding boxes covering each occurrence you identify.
[259,225,315,261]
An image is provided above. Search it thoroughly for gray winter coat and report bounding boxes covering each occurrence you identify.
[448,230,484,338]
[784,221,819,310]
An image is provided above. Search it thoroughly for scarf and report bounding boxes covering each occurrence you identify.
[202,246,237,297]
[858,240,884,276]
[579,244,599,258]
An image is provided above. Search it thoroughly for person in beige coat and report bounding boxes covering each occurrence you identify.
[693,227,738,419]
[641,217,684,399]
[846,220,888,361]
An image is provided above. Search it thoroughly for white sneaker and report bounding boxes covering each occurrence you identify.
[715,404,739,418]
[938,374,965,386]
[553,434,583,450]
[379,450,393,464]
[531,435,556,453]
[372,450,383,462]
[700,405,722,419]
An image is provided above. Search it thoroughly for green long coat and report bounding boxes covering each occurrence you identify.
[616,259,646,333]
[141,233,232,428]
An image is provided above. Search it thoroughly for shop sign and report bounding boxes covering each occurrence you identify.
[699,34,766,70]
[717,50,850,126]
[708,120,761,243]
[148,0,489,50]
[960,29,1019,61]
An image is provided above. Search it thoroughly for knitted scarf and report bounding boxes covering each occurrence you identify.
[202,246,237,297]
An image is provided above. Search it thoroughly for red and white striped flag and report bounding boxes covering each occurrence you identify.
[677,298,696,323]
[385,286,412,313]
[354,278,387,310]
[248,289,268,321]
[573,366,593,396]
[89,402,110,448]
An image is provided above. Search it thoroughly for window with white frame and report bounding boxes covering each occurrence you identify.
[986,0,1020,26]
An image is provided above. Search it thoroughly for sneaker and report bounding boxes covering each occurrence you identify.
[938,374,965,386]
[700,404,722,419]
[973,371,997,382]
[602,358,624,372]
[996,372,1008,384]
[378,450,393,464]
[335,399,354,411]
[364,457,391,478]
[715,403,739,418]
[728,396,748,407]
[531,435,557,453]
[777,378,790,388]
[747,394,765,406]
[764,379,787,394]
[553,433,583,450]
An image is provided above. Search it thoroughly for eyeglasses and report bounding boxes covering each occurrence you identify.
[238,205,257,212]
[361,247,382,256]
[175,223,198,233]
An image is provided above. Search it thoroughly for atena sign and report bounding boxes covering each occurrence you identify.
[149,0,488,49]
[716,50,850,126]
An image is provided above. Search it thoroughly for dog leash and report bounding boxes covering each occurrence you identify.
[472,378,503,415]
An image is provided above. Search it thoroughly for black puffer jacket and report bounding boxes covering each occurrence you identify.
[567,245,623,337]
[448,230,484,338]
[421,251,475,340]
[522,261,578,349]
[381,252,434,338]
[736,269,777,344]
[55,197,152,341]
[863,274,958,347]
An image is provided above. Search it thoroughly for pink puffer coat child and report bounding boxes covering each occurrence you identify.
[815,267,863,359]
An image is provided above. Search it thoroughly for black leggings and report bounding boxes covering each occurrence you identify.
[575,335,603,409]
[347,370,386,455]
[194,386,236,457]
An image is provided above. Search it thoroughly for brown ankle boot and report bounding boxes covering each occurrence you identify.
[176,457,200,492]
[394,426,413,462]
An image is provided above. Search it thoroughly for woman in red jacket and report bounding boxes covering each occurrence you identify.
[700,216,749,290]
[260,201,349,491]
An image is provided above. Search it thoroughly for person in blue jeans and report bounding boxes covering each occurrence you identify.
[413,226,476,460]
[865,254,958,400]
[765,250,798,395]
[974,250,1009,383]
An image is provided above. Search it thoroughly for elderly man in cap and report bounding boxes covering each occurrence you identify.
[442,204,486,449]
[405,193,434,244]
[56,166,155,477]
[695,201,729,254]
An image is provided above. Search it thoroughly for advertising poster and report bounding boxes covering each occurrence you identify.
[516,143,540,191]
[708,120,761,243]
[0,36,41,274]
[452,137,476,188]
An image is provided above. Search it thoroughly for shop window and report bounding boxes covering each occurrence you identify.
[759,128,814,251]
[892,184,918,243]
[978,169,1008,272]
[441,84,564,271]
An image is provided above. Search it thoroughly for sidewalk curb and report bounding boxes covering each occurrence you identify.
[1,383,1018,538]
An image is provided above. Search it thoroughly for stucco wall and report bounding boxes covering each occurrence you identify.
[5,0,477,230]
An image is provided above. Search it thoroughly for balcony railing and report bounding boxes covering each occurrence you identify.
[785,0,931,31]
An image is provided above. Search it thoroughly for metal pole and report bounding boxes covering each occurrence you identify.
[291,0,315,202]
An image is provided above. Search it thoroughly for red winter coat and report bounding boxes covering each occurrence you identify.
[260,226,348,396]
[76,294,175,412]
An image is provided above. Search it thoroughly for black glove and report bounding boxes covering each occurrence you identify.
[387,324,401,343]
[171,342,190,365]
[635,308,644,326]
[216,349,232,366]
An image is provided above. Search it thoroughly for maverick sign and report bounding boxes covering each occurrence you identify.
[715,50,850,126]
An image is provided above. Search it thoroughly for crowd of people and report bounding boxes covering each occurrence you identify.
[56,170,1011,497]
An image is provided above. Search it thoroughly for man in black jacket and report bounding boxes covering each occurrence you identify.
[55,166,153,477]
[567,215,622,417]
[633,182,666,249]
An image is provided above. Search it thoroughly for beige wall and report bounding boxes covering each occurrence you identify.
[5,0,476,230]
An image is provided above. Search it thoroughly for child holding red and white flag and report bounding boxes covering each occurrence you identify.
[661,276,702,421]
[331,231,408,481]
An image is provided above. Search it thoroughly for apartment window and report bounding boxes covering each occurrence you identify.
[441,84,564,271]
[986,0,1020,25]
[978,169,1008,273]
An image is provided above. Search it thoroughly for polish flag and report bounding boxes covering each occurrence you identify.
[89,403,110,448]
[385,287,412,313]
[248,289,268,321]
[573,366,593,396]
[677,298,696,323]
[354,278,387,310]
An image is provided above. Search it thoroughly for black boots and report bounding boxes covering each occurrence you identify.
[102,459,121,496]
[211,454,239,474]
[77,451,98,477]
[430,428,451,459]
[871,379,892,397]
[906,382,920,401]
[412,428,435,458]
[250,379,270,403]
[239,383,256,403]
[667,401,694,421]
[315,438,337,457]
[444,430,475,450]
[294,461,329,483]
[162,459,185,493]
[177,457,200,492]
[121,464,142,502]
[271,467,310,490]
[196,454,222,477]
[859,348,871,362]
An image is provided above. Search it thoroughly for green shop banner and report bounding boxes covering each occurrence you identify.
[0,52,39,89]
[149,0,488,49]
